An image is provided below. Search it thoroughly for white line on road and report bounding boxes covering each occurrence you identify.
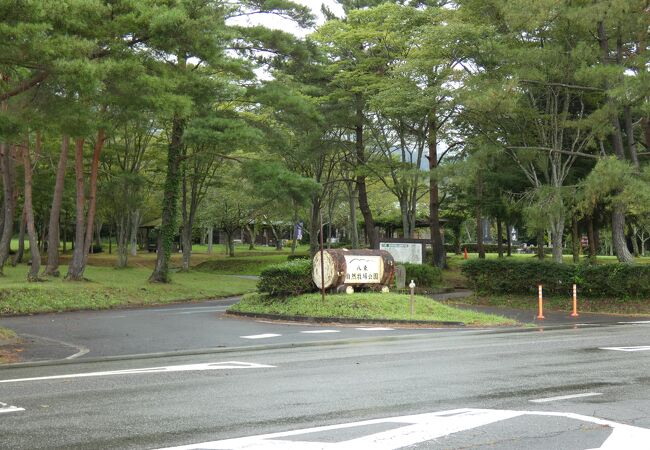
[0,402,25,414]
[600,346,650,352]
[300,330,341,334]
[529,392,603,403]
[240,334,282,339]
[618,321,650,324]
[0,361,275,384]
[21,333,90,360]
[155,407,650,450]
[355,327,395,331]
[171,308,229,315]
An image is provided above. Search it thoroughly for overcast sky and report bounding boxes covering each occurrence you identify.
[230,1,344,37]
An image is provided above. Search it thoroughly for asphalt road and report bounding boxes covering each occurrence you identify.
[2,320,650,449]
[0,297,470,362]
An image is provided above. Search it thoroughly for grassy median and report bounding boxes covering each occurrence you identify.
[0,265,257,315]
[229,292,518,326]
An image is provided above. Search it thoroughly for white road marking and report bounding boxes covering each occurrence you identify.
[0,402,25,414]
[300,330,341,334]
[618,321,650,324]
[171,308,229,315]
[600,346,650,352]
[21,333,90,360]
[529,392,603,403]
[240,334,281,339]
[155,408,650,450]
[355,327,394,331]
[0,361,274,384]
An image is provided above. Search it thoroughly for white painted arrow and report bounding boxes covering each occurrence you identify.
[0,361,274,384]
[156,408,650,450]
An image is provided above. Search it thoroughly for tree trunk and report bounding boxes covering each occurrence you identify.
[624,106,640,169]
[150,115,184,283]
[453,225,462,255]
[475,174,485,259]
[496,216,504,258]
[22,137,40,281]
[12,207,25,266]
[428,114,445,268]
[630,224,640,257]
[180,161,191,272]
[130,209,140,257]
[0,142,16,272]
[66,138,87,281]
[347,182,359,249]
[116,214,129,268]
[43,135,68,276]
[309,199,321,257]
[355,95,378,249]
[207,226,213,254]
[585,217,596,263]
[572,218,580,264]
[612,203,634,263]
[536,229,545,259]
[550,215,565,264]
[506,223,512,257]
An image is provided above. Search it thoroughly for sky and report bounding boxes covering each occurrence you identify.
[229,1,344,37]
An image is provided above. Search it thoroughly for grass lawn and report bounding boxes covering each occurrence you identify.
[195,253,307,275]
[0,265,257,315]
[229,292,518,326]
[454,293,650,315]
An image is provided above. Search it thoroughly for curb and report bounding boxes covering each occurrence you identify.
[226,310,465,326]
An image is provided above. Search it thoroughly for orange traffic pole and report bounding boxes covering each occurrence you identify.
[570,284,579,317]
[463,248,468,260]
[537,284,545,320]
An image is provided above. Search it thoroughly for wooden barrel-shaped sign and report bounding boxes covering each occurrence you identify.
[313,249,395,289]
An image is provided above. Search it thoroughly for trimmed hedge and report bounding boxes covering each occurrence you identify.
[403,263,442,288]
[257,260,315,297]
[461,259,650,298]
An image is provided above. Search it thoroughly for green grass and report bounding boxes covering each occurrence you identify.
[454,293,650,315]
[229,292,518,326]
[0,265,257,315]
[195,253,307,275]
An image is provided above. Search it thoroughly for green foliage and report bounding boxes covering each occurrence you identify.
[257,259,315,297]
[462,259,575,295]
[403,263,442,288]
[462,259,650,298]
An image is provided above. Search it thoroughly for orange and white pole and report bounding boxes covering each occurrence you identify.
[571,284,579,317]
[537,285,545,320]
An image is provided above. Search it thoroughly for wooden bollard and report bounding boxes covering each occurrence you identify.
[537,285,545,320]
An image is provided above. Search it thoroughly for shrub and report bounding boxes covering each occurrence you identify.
[403,263,442,288]
[461,259,650,298]
[287,254,310,261]
[257,259,315,297]
[576,264,650,298]
[461,259,575,295]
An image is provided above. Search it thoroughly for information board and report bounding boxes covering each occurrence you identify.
[379,242,423,264]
